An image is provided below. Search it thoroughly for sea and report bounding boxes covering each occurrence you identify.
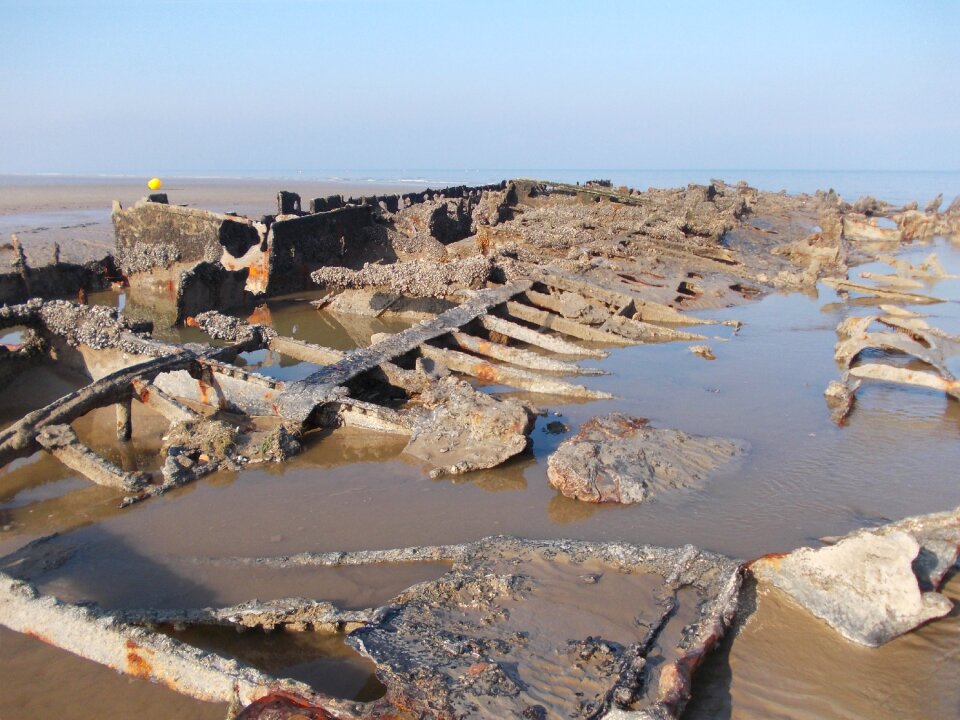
[4,169,960,207]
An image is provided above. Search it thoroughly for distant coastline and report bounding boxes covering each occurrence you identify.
[2,169,958,206]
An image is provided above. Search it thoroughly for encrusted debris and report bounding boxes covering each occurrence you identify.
[546,414,744,504]
[826,309,960,420]
[346,537,742,720]
[312,256,494,299]
[1,536,740,720]
[750,508,960,646]
[404,377,536,477]
[3,177,960,716]
[688,344,716,360]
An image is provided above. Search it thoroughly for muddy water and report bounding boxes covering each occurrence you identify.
[0,626,228,720]
[168,627,387,702]
[2,241,960,717]
[685,573,960,720]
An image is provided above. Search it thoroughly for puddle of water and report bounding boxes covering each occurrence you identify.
[0,362,90,430]
[0,625,227,720]
[167,626,386,702]
[684,573,960,720]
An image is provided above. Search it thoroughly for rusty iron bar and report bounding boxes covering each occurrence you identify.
[419,344,613,400]
[478,314,607,358]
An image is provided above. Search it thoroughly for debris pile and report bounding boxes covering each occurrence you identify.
[546,413,743,504]
[750,508,960,646]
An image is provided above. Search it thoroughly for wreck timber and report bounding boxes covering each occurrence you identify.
[4,176,958,717]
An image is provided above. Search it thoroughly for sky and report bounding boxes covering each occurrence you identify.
[1,0,958,175]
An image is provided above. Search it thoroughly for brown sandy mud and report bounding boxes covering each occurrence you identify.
[1,178,959,718]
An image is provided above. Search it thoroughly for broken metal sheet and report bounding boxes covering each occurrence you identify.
[332,399,412,435]
[547,414,744,505]
[131,377,201,424]
[522,288,613,325]
[524,267,716,326]
[750,508,960,647]
[327,289,403,318]
[842,216,902,244]
[154,366,284,417]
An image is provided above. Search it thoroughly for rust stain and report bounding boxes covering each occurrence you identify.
[467,662,490,676]
[242,250,271,294]
[23,629,52,645]
[746,551,788,570]
[235,691,339,720]
[124,639,153,679]
[473,363,497,383]
[247,303,274,326]
[197,379,211,405]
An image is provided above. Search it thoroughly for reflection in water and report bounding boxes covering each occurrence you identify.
[547,493,598,524]
[0,626,227,720]
[684,574,960,720]
[168,626,386,702]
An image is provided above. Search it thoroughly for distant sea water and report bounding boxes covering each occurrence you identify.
[151,169,960,207]
[4,169,959,207]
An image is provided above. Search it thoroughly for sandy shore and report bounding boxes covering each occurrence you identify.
[0,176,435,265]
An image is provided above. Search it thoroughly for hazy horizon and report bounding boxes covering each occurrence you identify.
[2,1,958,175]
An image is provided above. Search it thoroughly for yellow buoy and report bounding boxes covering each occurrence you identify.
[147,177,162,191]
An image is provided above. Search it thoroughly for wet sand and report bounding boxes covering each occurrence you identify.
[1,181,959,718]
[0,174,429,265]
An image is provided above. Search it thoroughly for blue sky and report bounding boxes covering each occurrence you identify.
[1,0,958,174]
